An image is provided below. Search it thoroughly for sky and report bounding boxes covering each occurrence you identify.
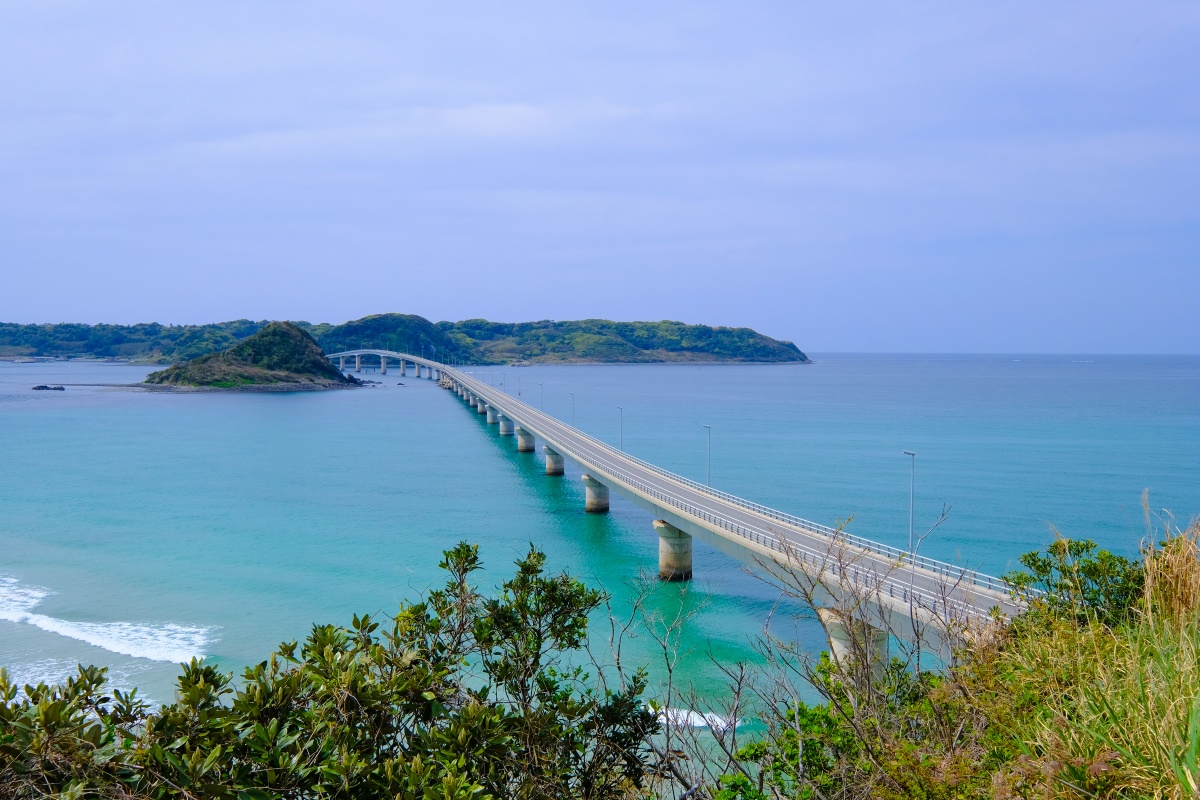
[1,2,1196,352]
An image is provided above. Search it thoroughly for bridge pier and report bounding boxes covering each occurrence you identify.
[486,405,499,424]
[339,356,346,371]
[817,608,888,677]
[355,354,362,372]
[543,446,564,475]
[476,397,487,414]
[581,474,609,513]
[380,355,387,375]
[498,415,514,435]
[654,520,693,581]
[515,427,535,452]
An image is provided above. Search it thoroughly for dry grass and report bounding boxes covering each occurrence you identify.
[987,519,1200,799]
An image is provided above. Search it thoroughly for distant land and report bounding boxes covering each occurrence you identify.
[144,322,357,389]
[0,314,808,365]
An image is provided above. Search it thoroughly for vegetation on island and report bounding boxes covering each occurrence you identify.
[307,314,476,364]
[436,318,807,364]
[144,322,354,388]
[0,320,267,363]
[5,513,1196,799]
[0,314,808,365]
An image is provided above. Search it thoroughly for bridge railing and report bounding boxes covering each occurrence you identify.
[606,450,1017,595]
[446,367,1022,607]
[537,433,998,624]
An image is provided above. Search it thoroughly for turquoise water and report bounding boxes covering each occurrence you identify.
[1,355,1198,704]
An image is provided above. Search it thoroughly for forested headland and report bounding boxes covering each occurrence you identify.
[0,314,808,365]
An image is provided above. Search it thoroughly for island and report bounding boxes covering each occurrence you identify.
[143,322,358,389]
[1,314,809,365]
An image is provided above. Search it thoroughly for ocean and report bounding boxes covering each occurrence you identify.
[1,355,1197,703]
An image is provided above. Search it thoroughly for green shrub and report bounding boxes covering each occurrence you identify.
[0,544,658,799]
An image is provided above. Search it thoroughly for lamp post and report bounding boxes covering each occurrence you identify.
[902,450,916,552]
[703,425,712,486]
[569,392,575,427]
[617,406,623,451]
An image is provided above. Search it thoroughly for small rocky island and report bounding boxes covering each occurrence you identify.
[144,322,356,390]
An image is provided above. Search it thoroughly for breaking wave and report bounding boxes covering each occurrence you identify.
[0,574,214,663]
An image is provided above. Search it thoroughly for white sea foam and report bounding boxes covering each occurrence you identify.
[655,706,738,731]
[0,573,50,621]
[2,658,82,688]
[0,574,214,663]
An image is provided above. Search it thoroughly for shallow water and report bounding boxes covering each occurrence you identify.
[1,355,1197,703]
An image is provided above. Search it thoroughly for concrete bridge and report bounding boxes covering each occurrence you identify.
[331,350,444,379]
[327,349,1023,660]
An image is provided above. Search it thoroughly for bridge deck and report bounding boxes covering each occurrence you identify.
[328,350,1022,624]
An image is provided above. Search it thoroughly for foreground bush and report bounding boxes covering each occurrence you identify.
[714,518,1200,800]
[0,544,658,799]
[6,520,1198,799]
[984,524,1200,798]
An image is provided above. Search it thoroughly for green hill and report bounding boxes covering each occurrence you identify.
[0,314,808,365]
[310,313,475,363]
[0,320,266,362]
[439,318,807,363]
[144,322,354,388]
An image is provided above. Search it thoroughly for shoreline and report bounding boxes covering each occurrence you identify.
[4,357,812,366]
[57,382,362,393]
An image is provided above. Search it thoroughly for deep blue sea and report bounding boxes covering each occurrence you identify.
[1,355,1197,704]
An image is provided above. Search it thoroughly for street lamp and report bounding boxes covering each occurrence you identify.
[902,451,916,552]
[703,425,712,486]
[617,406,623,451]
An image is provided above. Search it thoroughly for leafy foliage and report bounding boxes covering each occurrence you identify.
[1002,536,1144,626]
[715,655,988,800]
[0,544,658,799]
[715,524,1200,800]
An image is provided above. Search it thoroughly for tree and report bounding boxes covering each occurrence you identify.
[0,544,659,799]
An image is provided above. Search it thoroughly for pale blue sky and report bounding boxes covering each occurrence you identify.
[1,2,1196,352]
